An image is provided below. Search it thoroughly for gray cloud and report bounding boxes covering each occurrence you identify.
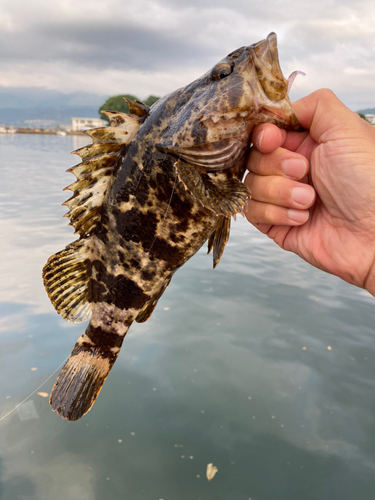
[0,0,374,109]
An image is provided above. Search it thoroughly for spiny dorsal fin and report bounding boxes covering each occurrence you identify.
[66,110,143,238]
[122,97,150,119]
[44,108,147,323]
[43,240,91,323]
[175,160,251,217]
[207,216,231,269]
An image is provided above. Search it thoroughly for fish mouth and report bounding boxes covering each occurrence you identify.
[245,32,300,130]
[248,32,288,101]
[261,105,300,129]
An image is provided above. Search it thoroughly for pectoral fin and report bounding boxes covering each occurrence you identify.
[175,160,250,217]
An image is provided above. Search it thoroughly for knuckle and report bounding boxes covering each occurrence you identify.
[263,177,280,200]
[263,204,276,222]
[244,171,255,190]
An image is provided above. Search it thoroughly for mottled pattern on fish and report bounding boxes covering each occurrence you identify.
[43,33,300,421]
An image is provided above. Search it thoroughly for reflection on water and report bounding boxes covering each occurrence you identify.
[0,134,375,500]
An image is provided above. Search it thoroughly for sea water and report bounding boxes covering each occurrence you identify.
[0,134,374,500]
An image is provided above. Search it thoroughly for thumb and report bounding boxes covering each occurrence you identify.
[292,89,358,143]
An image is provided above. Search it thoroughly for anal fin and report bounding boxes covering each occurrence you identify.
[135,276,172,323]
[207,216,231,268]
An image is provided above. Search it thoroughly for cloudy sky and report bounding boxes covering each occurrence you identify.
[0,0,374,110]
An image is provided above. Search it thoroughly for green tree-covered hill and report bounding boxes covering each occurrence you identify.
[99,94,160,122]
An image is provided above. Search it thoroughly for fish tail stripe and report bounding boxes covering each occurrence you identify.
[84,323,125,349]
[42,241,91,323]
[49,345,116,421]
[50,322,128,421]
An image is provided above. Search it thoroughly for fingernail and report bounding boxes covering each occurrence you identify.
[282,159,306,179]
[291,186,314,206]
[256,130,264,150]
[288,209,309,223]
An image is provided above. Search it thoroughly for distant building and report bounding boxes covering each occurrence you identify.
[71,117,106,132]
[25,119,57,129]
[365,114,375,125]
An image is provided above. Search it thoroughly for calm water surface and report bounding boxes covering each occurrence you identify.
[0,134,375,500]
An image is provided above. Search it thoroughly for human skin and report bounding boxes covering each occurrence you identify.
[244,89,375,296]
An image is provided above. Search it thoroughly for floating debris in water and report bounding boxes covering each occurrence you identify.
[302,346,307,350]
[31,367,38,371]
[327,346,332,351]
[118,439,122,443]
[163,307,170,311]
[206,463,218,481]
[17,400,39,421]
[37,392,49,398]
[131,432,136,436]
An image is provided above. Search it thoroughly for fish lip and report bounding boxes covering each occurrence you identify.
[247,32,279,70]
[261,105,291,123]
[261,105,301,131]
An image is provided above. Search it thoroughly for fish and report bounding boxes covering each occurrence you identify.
[43,32,300,421]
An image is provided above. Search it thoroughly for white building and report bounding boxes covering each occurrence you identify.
[71,117,107,132]
[365,114,375,125]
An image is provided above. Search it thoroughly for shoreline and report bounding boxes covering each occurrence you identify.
[0,127,87,135]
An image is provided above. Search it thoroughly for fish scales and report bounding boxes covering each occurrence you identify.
[43,32,301,420]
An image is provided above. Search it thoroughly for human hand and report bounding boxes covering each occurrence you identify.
[244,89,375,295]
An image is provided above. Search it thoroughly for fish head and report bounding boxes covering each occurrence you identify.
[156,32,300,171]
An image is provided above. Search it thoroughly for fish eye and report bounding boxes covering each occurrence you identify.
[212,64,233,81]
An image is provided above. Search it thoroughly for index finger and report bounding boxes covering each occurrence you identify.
[252,123,309,154]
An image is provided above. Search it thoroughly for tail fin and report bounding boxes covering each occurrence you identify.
[50,324,124,421]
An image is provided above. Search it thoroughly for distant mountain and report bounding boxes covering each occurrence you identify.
[0,106,103,126]
[0,87,108,109]
[0,87,109,126]
[357,107,375,114]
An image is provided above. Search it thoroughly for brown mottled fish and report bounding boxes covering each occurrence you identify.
[43,32,301,421]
